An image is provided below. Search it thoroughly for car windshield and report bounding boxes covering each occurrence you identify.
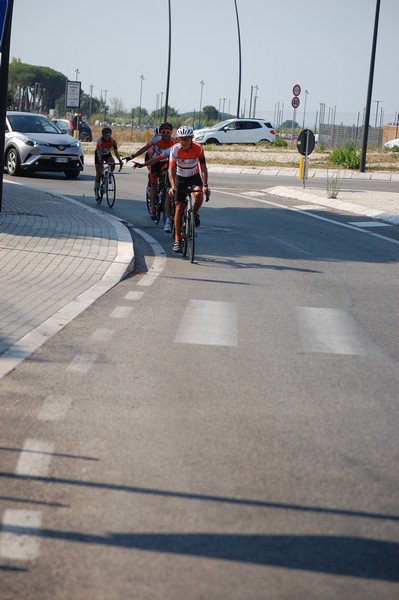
[8,114,62,134]
[206,120,233,130]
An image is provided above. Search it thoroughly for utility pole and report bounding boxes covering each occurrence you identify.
[103,89,108,123]
[139,75,144,127]
[360,0,381,172]
[199,80,205,127]
[234,0,242,117]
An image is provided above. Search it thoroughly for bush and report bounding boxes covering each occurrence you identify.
[329,141,360,169]
[274,136,288,148]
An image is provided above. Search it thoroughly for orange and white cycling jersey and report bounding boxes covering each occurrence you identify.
[169,141,205,177]
[96,136,118,157]
[148,134,176,163]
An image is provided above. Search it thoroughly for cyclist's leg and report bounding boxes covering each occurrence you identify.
[94,155,103,200]
[191,174,204,226]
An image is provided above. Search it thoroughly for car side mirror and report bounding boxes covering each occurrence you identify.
[60,128,68,134]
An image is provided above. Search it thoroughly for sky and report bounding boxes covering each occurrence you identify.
[7,0,399,126]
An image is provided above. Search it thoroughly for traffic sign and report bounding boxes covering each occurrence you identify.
[292,96,300,109]
[0,0,10,51]
[293,84,301,97]
[297,129,316,156]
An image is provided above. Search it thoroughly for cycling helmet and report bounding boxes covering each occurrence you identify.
[102,126,112,135]
[176,126,194,138]
[159,121,173,131]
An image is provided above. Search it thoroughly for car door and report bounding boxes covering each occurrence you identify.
[221,121,240,143]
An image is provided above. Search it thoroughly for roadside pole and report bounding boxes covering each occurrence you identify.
[0,0,14,212]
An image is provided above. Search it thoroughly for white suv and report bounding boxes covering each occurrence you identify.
[194,118,275,145]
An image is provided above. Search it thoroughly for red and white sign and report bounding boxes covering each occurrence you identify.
[292,97,300,109]
[293,84,301,97]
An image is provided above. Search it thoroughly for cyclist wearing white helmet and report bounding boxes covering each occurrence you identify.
[94,126,123,201]
[168,126,210,252]
[124,122,175,229]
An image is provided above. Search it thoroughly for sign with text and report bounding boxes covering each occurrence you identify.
[66,80,81,109]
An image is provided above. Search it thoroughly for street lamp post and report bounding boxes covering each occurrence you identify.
[253,86,259,118]
[89,84,94,123]
[360,0,381,172]
[199,80,205,127]
[139,75,144,128]
[103,89,108,123]
[302,89,309,128]
[234,0,242,118]
[164,0,172,122]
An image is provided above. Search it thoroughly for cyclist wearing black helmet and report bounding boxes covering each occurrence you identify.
[125,122,175,229]
[94,126,123,201]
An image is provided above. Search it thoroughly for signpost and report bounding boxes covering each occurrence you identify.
[66,80,81,109]
[297,128,316,188]
[0,0,13,212]
[290,84,301,148]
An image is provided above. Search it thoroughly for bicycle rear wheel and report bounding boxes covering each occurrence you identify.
[146,185,151,214]
[106,173,116,208]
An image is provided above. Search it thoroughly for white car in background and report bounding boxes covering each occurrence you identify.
[194,118,275,145]
[384,138,399,149]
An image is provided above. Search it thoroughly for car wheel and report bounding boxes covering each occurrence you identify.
[205,138,219,145]
[6,147,22,176]
[64,170,80,178]
[259,139,271,144]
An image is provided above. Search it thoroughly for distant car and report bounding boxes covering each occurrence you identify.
[384,138,399,149]
[52,118,74,136]
[78,121,92,142]
[193,118,275,145]
[5,112,84,178]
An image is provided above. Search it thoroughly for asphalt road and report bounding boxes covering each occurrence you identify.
[1,168,399,599]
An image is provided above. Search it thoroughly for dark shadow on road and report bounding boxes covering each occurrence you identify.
[1,525,398,581]
[0,472,398,523]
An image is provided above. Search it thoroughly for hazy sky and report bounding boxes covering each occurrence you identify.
[8,0,398,124]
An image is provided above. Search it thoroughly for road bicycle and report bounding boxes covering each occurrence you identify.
[181,186,196,262]
[96,161,122,208]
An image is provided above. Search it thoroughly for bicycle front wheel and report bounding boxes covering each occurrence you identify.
[188,211,195,263]
[106,173,116,208]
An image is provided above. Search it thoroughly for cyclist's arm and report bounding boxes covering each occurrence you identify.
[168,162,177,193]
[199,157,208,187]
[112,143,123,165]
[127,142,152,161]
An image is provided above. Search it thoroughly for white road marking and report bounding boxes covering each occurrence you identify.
[110,306,133,318]
[16,440,54,477]
[90,328,114,341]
[293,204,327,210]
[125,291,144,300]
[132,228,167,287]
[38,395,73,421]
[348,221,390,227]
[175,300,238,346]
[67,354,97,373]
[297,307,365,355]
[0,510,42,560]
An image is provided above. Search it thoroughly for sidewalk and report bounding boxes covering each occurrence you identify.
[0,180,134,379]
[0,167,398,379]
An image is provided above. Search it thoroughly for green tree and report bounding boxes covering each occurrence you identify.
[8,59,67,112]
[202,105,218,123]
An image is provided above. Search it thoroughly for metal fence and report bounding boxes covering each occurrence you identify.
[319,123,383,148]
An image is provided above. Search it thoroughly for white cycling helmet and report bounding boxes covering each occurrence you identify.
[176,125,194,138]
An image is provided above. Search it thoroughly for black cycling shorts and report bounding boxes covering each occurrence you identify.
[175,173,203,202]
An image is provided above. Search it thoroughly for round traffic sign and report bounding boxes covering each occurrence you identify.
[297,129,316,156]
[293,84,301,97]
[292,96,300,109]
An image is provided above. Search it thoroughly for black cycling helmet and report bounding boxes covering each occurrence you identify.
[159,121,173,131]
[102,126,112,135]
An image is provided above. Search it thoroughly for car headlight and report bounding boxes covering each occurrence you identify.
[195,134,204,141]
[22,137,40,147]
[70,141,81,148]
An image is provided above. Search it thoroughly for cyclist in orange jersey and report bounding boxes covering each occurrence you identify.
[168,126,210,252]
[94,126,123,201]
[125,122,175,231]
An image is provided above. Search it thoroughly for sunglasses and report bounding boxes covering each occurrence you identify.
[160,129,171,134]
